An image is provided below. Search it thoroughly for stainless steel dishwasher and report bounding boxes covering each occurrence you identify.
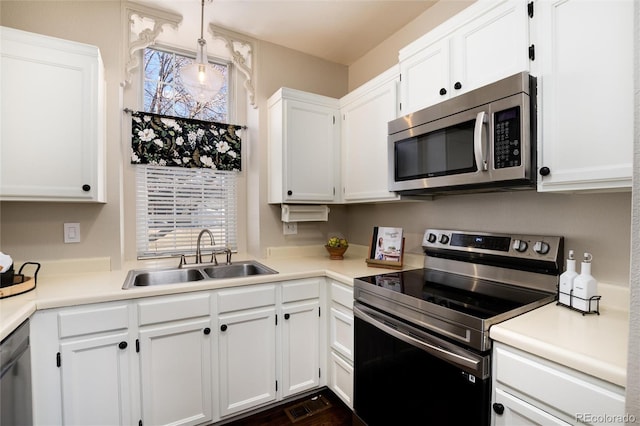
[1,318,32,425]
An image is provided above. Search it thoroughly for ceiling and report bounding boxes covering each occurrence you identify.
[137,0,439,65]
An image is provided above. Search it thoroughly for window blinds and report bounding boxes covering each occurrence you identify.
[136,165,238,258]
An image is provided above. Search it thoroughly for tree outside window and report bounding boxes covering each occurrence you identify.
[143,47,229,122]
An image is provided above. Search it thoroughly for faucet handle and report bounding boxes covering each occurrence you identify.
[178,254,187,268]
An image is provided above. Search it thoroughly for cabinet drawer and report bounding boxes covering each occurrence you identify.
[281,279,320,303]
[58,303,129,338]
[217,284,277,313]
[138,293,211,326]
[329,350,353,408]
[495,345,625,421]
[329,306,353,361]
[330,281,353,309]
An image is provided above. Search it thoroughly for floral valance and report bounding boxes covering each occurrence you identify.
[131,111,242,171]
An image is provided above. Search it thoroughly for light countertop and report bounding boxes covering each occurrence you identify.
[1,246,630,389]
[490,283,629,388]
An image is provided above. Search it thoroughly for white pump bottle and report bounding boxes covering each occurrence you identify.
[572,253,598,312]
[558,250,577,306]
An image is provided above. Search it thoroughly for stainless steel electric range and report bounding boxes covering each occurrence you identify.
[352,229,563,426]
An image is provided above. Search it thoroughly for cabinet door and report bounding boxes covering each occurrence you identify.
[452,0,530,94]
[281,300,321,398]
[341,69,400,202]
[59,332,132,425]
[536,0,634,191]
[399,37,451,114]
[283,99,339,202]
[328,351,353,409]
[138,318,213,426]
[493,388,570,426]
[218,306,277,417]
[0,27,105,202]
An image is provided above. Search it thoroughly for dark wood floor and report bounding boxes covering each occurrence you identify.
[224,389,353,426]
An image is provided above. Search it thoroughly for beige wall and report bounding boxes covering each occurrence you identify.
[0,1,125,268]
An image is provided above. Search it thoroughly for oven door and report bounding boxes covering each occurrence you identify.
[353,302,491,426]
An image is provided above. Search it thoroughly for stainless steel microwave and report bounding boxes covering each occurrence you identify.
[388,72,536,195]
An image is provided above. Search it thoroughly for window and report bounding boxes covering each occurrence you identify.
[136,166,237,258]
[143,47,229,121]
[136,47,238,259]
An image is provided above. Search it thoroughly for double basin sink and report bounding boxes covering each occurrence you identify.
[122,260,278,290]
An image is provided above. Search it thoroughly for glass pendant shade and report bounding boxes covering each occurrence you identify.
[179,1,224,104]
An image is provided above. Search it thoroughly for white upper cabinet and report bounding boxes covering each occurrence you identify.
[0,26,106,202]
[268,88,340,204]
[535,0,634,192]
[399,0,531,115]
[340,66,400,203]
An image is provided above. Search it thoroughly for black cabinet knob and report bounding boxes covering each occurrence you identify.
[220,324,228,332]
[492,403,505,415]
[454,81,462,90]
[118,341,128,350]
[439,88,447,96]
[284,313,290,320]
[82,184,91,192]
[287,190,293,196]
[203,327,211,335]
[539,166,551,176]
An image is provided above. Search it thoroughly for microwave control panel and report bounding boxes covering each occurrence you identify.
[494,106,521,169]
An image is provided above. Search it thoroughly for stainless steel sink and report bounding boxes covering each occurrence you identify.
[202,261,278,279]
[122,260,278,289]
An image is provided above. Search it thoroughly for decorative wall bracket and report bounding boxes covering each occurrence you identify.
[122,2,182,87]
[210,25,256,108]
[122,2,256,108]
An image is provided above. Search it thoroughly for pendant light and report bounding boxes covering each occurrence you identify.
[179,0,224,103]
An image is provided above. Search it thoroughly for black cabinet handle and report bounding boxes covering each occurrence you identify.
[82,184,91,192]
[203,327,211,335]
[492,403,505,415]
[539,166,551,176]
[287,190,293,196]
[284,313,290,320]
[220,324,228,332]
[439,88,447,96]
[118,341,128,350]
[454,81,462,90]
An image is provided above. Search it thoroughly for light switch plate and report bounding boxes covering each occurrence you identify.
[64,223,81,243]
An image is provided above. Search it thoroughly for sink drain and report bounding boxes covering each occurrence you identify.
[284,394,332,423]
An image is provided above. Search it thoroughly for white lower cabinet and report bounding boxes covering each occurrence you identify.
[30,278,339,425]
[216,284,278,418]
[327,281,354,408]
[30,301,134,425]
[492,342,625,426]
[280,279,322,398]
[137,293,213,426]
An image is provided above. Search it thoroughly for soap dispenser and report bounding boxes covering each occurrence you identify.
[558,250,578,306]
[572,253,598,312]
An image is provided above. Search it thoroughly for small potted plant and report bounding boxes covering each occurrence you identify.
[325,236,349,260]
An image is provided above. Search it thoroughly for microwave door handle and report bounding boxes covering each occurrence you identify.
[474,111,488,171]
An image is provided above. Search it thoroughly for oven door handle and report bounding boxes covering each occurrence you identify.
[354,303,487,377]
[474,111,488,171]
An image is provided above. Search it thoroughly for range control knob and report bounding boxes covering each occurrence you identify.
[512,239,528,252]
[427,233,437,243]
[439,234,450,244]
[533,241,550,255]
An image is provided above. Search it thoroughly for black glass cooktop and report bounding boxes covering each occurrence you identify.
[356,268,554,320]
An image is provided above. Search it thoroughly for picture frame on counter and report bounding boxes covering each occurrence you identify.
[366,226,404,270]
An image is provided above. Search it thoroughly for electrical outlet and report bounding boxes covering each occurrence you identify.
[64,223,81,243]
[283,222,297,235]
